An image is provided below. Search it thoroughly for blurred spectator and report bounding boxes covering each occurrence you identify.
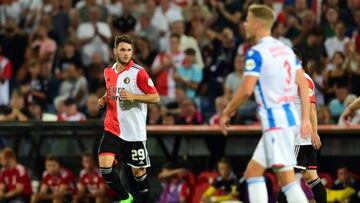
[72,152,107,203]
[295,28,326,71]
[105,0,123,18]
[166,88,187,115]
[0,20,28,73]
[201,158,238,203]
[111,0,136,35]
[317,106,335,124]
[135,13,161,52]
[329,85,349,122]
[169,20,204,68]
[56,41,84,80]
[78,0,108,22]
[77,6,111,66]
[147,104,162,125]
[87,53,106,94]
[57,98,87,121]
[152,34,184,104]
[30,25,57,77]
[323,7,340,38]
[176,98,203,124]
[0,148,32,202]
[49,0,70,45]
[158,162,190,203]
[304,59,326,106]
[324,51,349,102]
[344,42,360,96]
[292,10,317,47]
[272,21,293,47]
[210,0,242,34]
[0,0,23,26]
[28,102,43,121]
[327,166,360,203]
[54,63,88,109]
[84,94,103,119]
[338,94,360,125]
[0,90,34,121]
[31,155,76,203]
[162,112,176,125]
[325,21,350,58]
[152,0,183,35]
[173,48,203,102]
[20,60,49,109]
[135,37,157,71]
[224,55,244,100]
[209,96,228,125]
[0,48,12,106]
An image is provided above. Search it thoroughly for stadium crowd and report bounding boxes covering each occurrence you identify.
[1,0,360,125]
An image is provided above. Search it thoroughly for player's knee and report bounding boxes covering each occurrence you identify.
[132,167,146,177]
[244,160,265,178]
[98,155,115,168]
[303,170,318,182]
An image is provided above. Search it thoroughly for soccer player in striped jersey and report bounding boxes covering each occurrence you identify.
[220,4,311,203]
[97,35,159,203]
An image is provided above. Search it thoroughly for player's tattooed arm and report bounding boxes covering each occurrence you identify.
[120,89,160,104]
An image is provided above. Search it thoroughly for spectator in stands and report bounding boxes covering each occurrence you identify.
[31,155,76,203]
[317,106,335,124]
[57,97,87,121]
[0,148,32,202]
[327,166,360,203]
[210,0,242,34]
[87,53,105,94]
[104,0,123,18]
[84,94,103,119]
[20,60,49,109]
[293,10,318,47]
[111,0,136,35]
[166,88,188,115]
[325,21,350,59]
[323,7,340,38]
[272,21,293,48]
[329,85,349,122]
[54,63,88,109]
[224,55,244,100]
[30,25,57,77]
[135,12,161,51]
[170,20,204,68]
[49,0,70,46]
[78,0,108,22]
[209,96,228,125]
[0,47,12,106]
[152,33,184,104]
[162,112,176,125]
[176,98,203,124]
[174,48,203,102]
[28,102,43,120]
[153,0,183,36]
[201,158,238,203]
[56,41,83,80]
[0,89,34,121]
[72,152,107,203]
[147,104,162,125]
[134,37,157,71]
[324,51,349,102]
[158,162,190,203]
[77,6,111,66]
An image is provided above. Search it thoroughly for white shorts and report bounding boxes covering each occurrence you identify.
[252,127,297,169]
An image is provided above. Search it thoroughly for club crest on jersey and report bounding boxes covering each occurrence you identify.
[245,59,256,71]
[148,78,154,87]
[124,77,130,84]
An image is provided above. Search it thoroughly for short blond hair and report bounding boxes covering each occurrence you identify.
[248,4,275,29]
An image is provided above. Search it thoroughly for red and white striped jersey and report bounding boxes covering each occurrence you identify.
[295,73,316,145]
[104,60,157,141]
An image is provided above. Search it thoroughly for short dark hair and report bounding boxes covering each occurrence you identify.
[218,157,232,168]
[64,97,76,106]
[170,33,181,40]
[184,48,196,56]
[46,154,59,163]
[82,151,92,158]
[114,35,134,48]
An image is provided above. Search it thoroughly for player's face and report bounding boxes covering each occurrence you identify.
[82,156,94,171]
[114,42,133,65]
[46,160,60,175]
[217,162,231,179]
[244,12,257,40]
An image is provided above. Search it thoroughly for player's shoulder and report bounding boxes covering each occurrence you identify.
[15,164,27,176]
[79,169,87,178]
[104,64,115,74]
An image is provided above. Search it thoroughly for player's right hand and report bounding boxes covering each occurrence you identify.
[300,119,312,138]
[220,114,230,136]
[97,96,106,108]
[311,133,322,150]
[341,107,354,126]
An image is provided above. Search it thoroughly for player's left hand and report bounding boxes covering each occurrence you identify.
[301,119,312,138]
[220,114,230,136]
[120,88,135,102]
[311,133,322,150]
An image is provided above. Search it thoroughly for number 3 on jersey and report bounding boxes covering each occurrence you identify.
[284,60,292,85]
[131,149,145,161]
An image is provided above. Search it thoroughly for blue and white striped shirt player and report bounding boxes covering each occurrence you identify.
[244,36,301,131]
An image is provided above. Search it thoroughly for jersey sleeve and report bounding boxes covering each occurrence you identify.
[136,69,157,94]
[307,78,316,103]
[244,49,262,77]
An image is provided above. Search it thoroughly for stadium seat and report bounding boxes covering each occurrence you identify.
[318,172,334,188]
